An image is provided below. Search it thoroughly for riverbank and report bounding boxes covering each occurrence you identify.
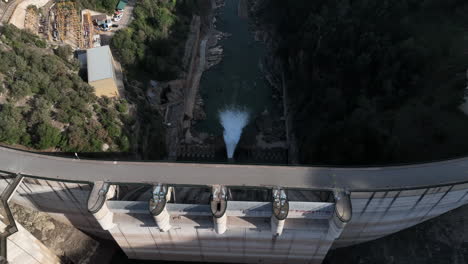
[251,1,468,165]
[175,0,288,163]
[156,0,218,160]
[248,0,297,163]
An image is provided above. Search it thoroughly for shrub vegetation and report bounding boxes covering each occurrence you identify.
[255,0,468,164]
[109,0,208,159]
[76,0,119,14]
[0,25,130,152]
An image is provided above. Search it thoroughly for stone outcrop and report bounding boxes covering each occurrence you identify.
[10,203,99,264]
[205,31,230,70]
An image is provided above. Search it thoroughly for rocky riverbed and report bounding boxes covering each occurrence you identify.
[182,0,288,162]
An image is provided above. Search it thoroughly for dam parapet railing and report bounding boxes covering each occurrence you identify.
[3,144,468,263]
[0,146,468,191]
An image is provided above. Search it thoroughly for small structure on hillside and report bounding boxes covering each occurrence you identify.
[117,0,128,11]
[86,45,120,98]
[91,14,113,31]
[91,14,107,23]
[97,19,113,31]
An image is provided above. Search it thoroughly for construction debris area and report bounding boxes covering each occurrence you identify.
[24,6,40,33]
[5,0,133,50]
[17,1,108,49]
[82,11,96,49]
[52,2,83,47]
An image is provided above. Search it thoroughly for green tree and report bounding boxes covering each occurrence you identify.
[55,45,73,61]
[34,122,62,149]
[10,80,31,99]
[0,104,27,145]
[0,8,161,156]
[116,100,128,113]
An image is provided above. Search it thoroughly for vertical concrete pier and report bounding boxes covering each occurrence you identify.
[314,190,352,262]
[149,184,172,232]
[271,188,288,236]
[325,190,352,244]
[88,181,116,230]
[211,185,228,234]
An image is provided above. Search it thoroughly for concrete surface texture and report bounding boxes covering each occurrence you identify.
[336,185,468,247]
[1,172,468,263]
[101,185,468,263]
[3,220,60,264]
[325,203,468,264]
[1,145,468,263]
[2,145,468,190]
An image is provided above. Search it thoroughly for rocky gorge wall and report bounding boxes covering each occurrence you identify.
[248,0,299,164]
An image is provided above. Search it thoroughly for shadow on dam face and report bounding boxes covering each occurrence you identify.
[17,184,333,263]
[12,180,112,238]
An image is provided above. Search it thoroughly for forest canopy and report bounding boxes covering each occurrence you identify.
[0,25,130,152]
[110,0,204,80]
[108,0,207,159]
[255,0,468,165]
[76,0,119,14]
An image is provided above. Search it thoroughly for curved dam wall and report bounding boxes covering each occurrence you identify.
[339,185,468,247]
[1,146,468,263]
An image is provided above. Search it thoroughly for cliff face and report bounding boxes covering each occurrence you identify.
[10,203,100,263]
[251,0,468,166]
[249,0,302,164]
[164,0,216,159]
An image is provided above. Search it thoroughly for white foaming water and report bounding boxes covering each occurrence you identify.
[219,108,249,159]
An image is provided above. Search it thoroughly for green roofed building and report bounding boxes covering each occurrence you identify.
[116,0,128,10]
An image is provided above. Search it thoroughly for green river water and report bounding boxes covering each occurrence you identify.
[196,0,273,136]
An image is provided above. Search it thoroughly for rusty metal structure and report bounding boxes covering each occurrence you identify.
[82,11,94,49]
[55,1,83,48]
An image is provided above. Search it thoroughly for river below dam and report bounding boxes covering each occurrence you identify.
[190,0,286,162]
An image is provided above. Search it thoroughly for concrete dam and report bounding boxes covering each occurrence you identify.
[1,146,468,263]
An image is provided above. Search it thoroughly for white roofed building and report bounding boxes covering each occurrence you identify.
[86,45,120,98]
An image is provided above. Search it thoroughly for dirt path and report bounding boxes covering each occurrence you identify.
[99,0,136,38]
[116,0,135,28]
[0,0,23,25]
[9,0,49,29]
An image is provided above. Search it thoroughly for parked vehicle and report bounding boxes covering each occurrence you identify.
[113,12,123,22]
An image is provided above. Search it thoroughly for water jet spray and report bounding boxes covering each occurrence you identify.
[219,107,249,161]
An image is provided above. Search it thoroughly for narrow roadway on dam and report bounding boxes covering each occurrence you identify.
[1,146,468,191]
